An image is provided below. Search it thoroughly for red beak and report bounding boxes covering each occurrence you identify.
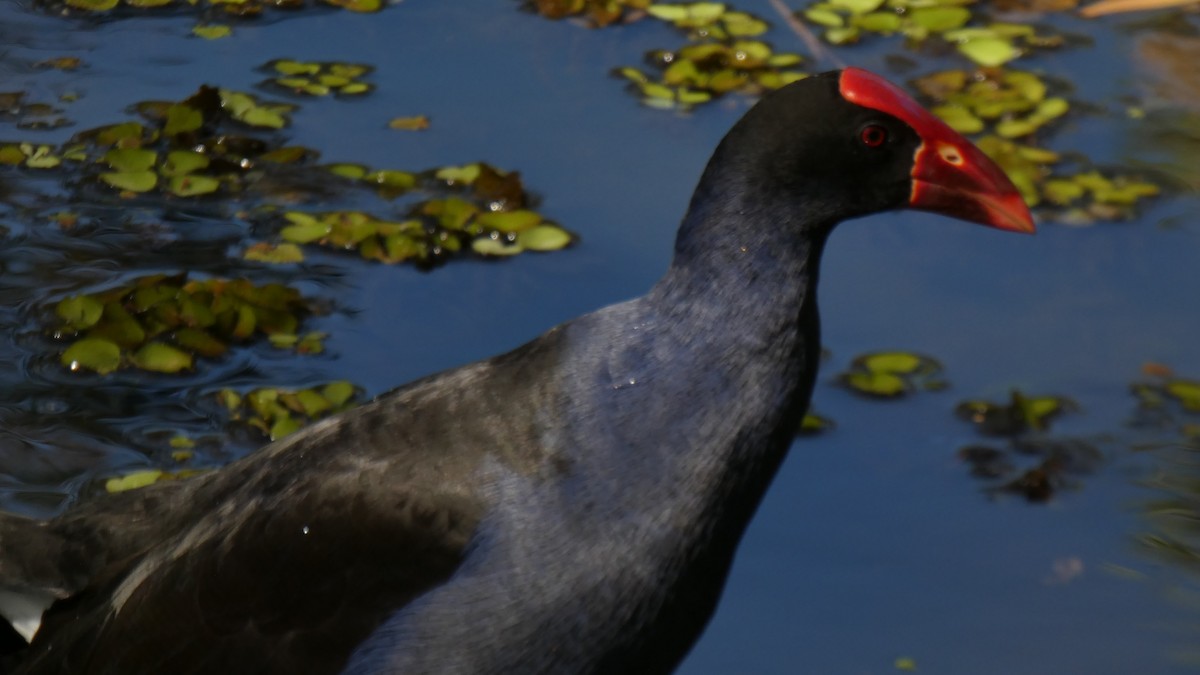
[839,68,1036,234]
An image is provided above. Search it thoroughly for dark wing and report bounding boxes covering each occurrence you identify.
[22,472,476,675]
[16,327,570,675]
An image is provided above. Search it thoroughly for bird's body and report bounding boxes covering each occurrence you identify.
[0,69,1032,674]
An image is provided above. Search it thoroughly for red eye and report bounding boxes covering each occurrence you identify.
[860,124,887,148]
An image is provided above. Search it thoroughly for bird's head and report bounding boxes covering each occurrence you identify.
[703,68,1035,236]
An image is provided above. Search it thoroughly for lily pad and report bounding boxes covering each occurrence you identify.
[220,381,362,440]
[192,25,232,39]
[957,37,1021,67]
[99,170,158,193]
[955,390,1077,435]
[244,242,305,263]
[839,351,946,398]
[916,69,1069,140]
[61,338,122,375]
[131,342,194,373]
[261,60,375,98]
[528,0,654,27]
[517,225,573,251]
[50,275,322,375]
[389,115,431,131]
[105,469,164,493]
[615,40,807,110]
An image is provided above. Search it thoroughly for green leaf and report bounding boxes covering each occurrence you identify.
[472,237,522,257]
[844,371,907,397]
[995,118,1038,139]
[0,145,24,166]
[516,225,572,251]
[855,11,901,33]
[1166,380,1200,411]
[168,175,220,197]
[92,122,146,147]
[805,8,845,27]
[1042,179,1085,205]
[173,328,228,358]
[164,104,204,136]
[328,163,368,180]
[862,352,923,374]
[269,415,302,440]
[131,342,193,373]
[57,295,105,330]
[105,470,164,493]
[365,170,416,190]
[21,145,61,169]
[192,25,232,39]
[62,338,122,375]
[323,0,382,12]
[280,216,332,244]
[218,388,242,411]
[244,242,305,263]
[933,105,984,134]
[1004,71,1046,103]
[435,164,482,184]
[908,6,969,32]
[103,148,157,172]
[1036,97,1069,119]
[828,0,884,12]
[293,389,332,416]
[273,60,321,76]
[66,0,118,9]
[239,106,286,129]
[100,171,158,193]
[162,150,210,176]
[170,435,195,449]
[646,4,690,21]
[957,37,1020,67]
[388,115,430,130]
[826,26,860,44]
[322,380,356,407]
[476,210,542,233]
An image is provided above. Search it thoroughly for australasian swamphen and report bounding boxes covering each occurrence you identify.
[0,68,1033,675]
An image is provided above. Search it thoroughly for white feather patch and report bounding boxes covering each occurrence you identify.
[0,588,55,642]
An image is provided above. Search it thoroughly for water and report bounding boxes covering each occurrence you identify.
[1,0,1198,672]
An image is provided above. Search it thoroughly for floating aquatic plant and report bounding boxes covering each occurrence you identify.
[252,162,575,265]
[798,0,1065,67]
[0,90,70,130]
[1129,366,1200,438]
[615,40,807,110]
[975,135,1161,221]
[525,0,652,27]
[801,0,973,46]
[53,275,323,375]
[914,68,1069,139]
[218,381,362,441]
[260,60,374,98]
[838,351,946,398]
[36,0,385,18]
[607,3,805,109]
[955,389,1077,435]
[645,2,771,39]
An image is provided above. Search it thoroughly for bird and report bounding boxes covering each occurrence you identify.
[0,68,1033,675]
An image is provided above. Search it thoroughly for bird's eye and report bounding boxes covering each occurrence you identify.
[859,124,887,148]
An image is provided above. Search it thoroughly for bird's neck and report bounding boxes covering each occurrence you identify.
[650,172,832,362]
[632,176,832,516]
